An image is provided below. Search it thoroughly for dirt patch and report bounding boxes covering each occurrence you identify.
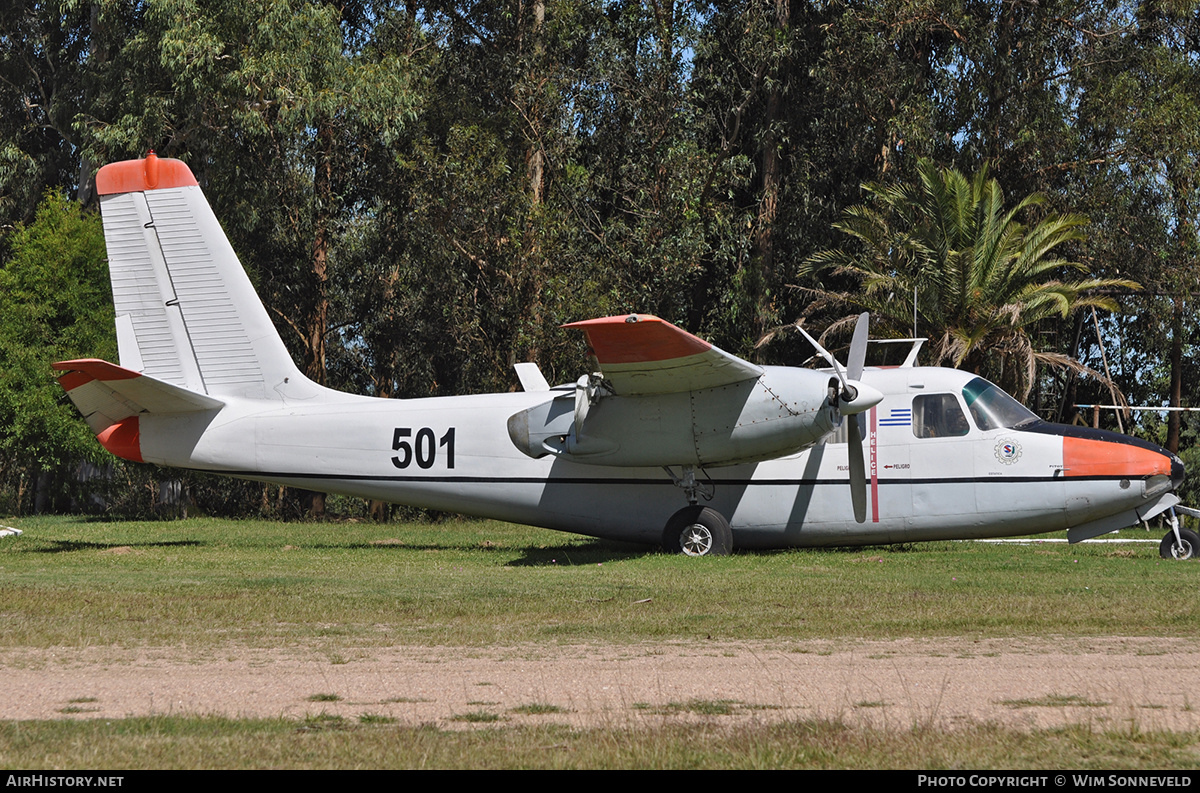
[3,637,1198,730]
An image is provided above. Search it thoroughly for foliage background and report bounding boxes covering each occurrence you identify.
[1,0,1196,516]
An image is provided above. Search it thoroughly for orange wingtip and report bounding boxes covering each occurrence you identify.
[53,359,141,381]
[1063,436,1172,478]
[96,416,143,463]
[56,370,94,392]
[563,314,711,364]
[96,152,198,195]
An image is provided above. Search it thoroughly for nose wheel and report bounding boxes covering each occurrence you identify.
[1159,507,1199,560]
[1160,527,1199,560]
[663,506,732,557]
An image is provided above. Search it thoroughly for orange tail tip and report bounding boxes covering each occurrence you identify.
[96,416,143,463]
[95,153,198,195]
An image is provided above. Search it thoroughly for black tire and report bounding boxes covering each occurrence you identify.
[1160,527,1200,560]
[662,506,733,557]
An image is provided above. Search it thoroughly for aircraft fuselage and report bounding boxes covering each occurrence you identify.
[131,366,1180,549]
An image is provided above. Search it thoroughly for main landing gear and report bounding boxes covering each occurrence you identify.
[1160,506,1200,561]
[661,465,731,557]
[663,506,733,557]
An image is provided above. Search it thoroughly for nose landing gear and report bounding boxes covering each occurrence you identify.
[1160,506,1200,560]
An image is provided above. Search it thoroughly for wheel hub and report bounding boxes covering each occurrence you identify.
[680,523,714,556]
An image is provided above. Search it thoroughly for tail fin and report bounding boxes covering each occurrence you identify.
[93,153,316,401]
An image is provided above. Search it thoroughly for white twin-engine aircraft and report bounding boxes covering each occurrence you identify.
[56,154,1197,559]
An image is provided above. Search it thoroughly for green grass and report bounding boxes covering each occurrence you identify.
[1,515,1198,768]
[634,700,743,716]
[0,516,1196,649]
[510,703,570,715]
[999,694,1111,709]
[0,716,1195,769]
[451,711,504,724]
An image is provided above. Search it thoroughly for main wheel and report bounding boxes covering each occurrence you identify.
[1160,527,1200,560]
[663,506,732,557]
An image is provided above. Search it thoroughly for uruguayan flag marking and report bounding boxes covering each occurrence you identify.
[878,407,912,427]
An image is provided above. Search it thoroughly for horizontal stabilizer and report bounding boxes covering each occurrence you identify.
[564,315,762,395]
[54,358,224,437]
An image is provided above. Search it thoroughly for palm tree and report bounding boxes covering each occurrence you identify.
[801,159,1137,400]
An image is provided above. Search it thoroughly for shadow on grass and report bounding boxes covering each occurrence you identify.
[304,537,657,563]
[24,539,204,554]
[506,539,653,566]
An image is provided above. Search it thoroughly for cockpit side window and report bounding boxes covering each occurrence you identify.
[961,377,1039,431]
[912,394,970,438]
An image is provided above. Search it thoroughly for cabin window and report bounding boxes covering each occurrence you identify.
[912,394,970,438]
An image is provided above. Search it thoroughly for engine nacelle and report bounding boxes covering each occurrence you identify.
[507,366,839,468]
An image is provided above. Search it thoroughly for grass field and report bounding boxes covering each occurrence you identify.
[1,514,1198,768]
[2,515,1197,647]
[2,717,1198,769]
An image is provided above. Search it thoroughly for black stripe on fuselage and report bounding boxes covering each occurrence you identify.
[197,470,1145,486]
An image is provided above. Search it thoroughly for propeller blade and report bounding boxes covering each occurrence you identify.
[848,414,867,524]
[846,312,869,382]
[799,315,873,523]
[795,324,847,393]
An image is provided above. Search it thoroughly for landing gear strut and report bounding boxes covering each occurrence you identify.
[662,464,714,505]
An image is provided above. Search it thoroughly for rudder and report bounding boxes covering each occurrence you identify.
[96,154,317,401]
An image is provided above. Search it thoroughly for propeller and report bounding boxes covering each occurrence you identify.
[796,313,881,523]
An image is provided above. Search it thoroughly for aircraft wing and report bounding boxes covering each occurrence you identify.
[564,315,762,395]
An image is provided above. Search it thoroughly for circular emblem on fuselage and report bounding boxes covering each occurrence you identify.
[994,437,1022,465]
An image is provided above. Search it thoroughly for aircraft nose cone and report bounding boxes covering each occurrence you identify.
[1172,453,1185,490]
[1062,435,1175,479]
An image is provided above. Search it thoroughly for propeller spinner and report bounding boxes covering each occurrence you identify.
[796,313,881,523]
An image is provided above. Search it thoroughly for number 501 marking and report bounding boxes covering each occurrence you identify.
[392,427,456,469]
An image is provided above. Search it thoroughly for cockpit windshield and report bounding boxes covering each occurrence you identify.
[962,377,1040,431]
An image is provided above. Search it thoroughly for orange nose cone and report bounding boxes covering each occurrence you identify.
[96,416,143,463]
[1063,436,1172,478]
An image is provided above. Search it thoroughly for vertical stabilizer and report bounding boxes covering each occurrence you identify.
[95,154,318,401]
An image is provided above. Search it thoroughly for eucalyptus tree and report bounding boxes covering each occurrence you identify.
[0,0,104,221]
[804,159,1137,400]
[1066,0,1200,451]
[77,0,420,389]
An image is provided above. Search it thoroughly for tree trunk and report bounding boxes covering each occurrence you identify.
[306,118,334,385]
[301,118,335,517]
[520,0,547,365]
[1168,297,1183,454]
[750,0,789,343]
